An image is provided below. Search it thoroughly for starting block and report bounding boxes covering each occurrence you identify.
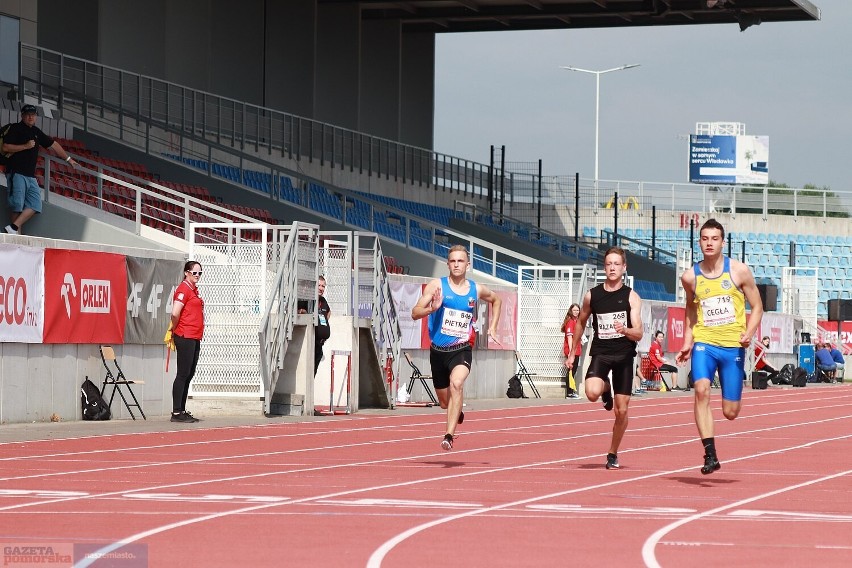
[316,350,352,415]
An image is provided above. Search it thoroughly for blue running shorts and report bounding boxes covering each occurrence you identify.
[691,342,745,402]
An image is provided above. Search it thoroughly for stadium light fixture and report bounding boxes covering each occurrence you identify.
[559,64,640,184]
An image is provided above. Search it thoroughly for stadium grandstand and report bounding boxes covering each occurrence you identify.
[2,1,844,425]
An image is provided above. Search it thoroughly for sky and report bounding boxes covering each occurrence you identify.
[433,0,851,193]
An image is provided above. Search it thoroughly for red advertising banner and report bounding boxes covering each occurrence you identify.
[43,249,127,344]
[817,320,852,352]
[666,306,686,353]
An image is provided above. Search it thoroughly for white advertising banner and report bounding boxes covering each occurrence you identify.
[389,280,422,349]
[0,244,45,343]
[758,311,795,354]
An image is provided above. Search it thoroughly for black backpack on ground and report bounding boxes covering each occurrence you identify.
[506,375,527,398]
[81,376,111,420]
[791,367,808,388]
[774,363,794,385]
[751,371,769,389]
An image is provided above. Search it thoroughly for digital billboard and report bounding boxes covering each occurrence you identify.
[689,135,769,185]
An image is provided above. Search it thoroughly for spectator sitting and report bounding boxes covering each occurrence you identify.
[828,343,845,380]
[814,342,837,383]
[649,330,682,390]
[754,335,780,382]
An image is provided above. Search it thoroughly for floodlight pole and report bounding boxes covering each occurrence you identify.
[560,64,640,186]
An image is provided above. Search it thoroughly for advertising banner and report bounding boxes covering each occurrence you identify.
[486,289,517,350]
[43,249,127,344]
[689,134,769,185]
[125,257,184,344]
[0,244,44,343]
[757,312,796,354]
[389,280,423,349]
[666,306,687,354]
[817,320,852,352]
[638,303,669,353]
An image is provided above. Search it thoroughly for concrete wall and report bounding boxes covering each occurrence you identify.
[36,0,437,150]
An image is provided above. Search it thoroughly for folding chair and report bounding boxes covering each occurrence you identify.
[100,346,146,420]
[514,351,541,398]
[401,352,438,406]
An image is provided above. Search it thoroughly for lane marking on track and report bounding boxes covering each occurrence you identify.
[3,390,849,460]
[60,430,850,567]
[641,468,852,568]
[366,436,852,567]
[1,398,849,484]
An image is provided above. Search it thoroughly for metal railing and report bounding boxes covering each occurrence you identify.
[259,222,319,414]
[355,234,403,407]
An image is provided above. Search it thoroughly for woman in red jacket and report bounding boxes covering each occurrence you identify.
[170,261,205,423]
[562,303,583,398]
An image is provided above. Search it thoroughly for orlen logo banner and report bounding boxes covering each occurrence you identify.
[43,249,127,344]
[0,244,45,343]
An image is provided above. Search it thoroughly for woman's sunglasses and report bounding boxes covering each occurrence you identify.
[189,271,203,276]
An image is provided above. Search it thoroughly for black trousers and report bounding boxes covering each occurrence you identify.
[565,358,579,395]
[314,339,325,376]
[173,334,201,412]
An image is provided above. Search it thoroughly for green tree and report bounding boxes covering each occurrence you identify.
[740,181,849,218]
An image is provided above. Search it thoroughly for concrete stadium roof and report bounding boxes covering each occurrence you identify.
[347,0,820,33]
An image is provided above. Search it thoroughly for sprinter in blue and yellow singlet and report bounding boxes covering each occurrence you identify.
[676,219,763,475]
[412,245,502,451]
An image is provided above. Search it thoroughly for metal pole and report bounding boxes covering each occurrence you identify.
[594,72,600,184]
[613,191,618,246]
[537,159,542,230]
[574,173,580,241]
[651,205,657,261]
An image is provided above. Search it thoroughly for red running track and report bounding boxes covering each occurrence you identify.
[1,386,851,567]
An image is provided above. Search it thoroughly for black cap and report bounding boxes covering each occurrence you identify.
[21,104,38,115]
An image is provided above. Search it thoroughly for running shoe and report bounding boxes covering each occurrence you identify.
[458,411,464,425]
[567,393,580,399]
[605,453,620,470]
[701,454,721,475]
[441,433,454,451]
[601,387,613,411]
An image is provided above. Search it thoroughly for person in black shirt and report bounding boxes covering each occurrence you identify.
[2,104,78,234]
[566,246,644,470]
[299,276,331,376]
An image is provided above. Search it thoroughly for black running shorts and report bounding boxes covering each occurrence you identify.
[586,353,635,396]
[429,346,472,389]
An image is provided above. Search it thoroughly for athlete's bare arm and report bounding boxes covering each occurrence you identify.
[477,284,502,338]
[411,279,441,321]
[566,290,593,368]
[732,259,764,348]
[676,269,697,364]
[615,290,643,342]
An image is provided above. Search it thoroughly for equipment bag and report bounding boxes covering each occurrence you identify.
[751,371,769,390]
[791,367,808,388]
[506,375,527,399]
[81,376,111,420]
[774,363,794,385]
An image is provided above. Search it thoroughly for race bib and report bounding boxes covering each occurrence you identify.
[700,294,735,327]
[596,311,626,340]
[318,314,327,326]
[440,308,472,338]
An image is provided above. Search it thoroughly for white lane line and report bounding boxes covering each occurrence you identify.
[1,401,848,485]
[4,389,847,460]
[640,468,852,568]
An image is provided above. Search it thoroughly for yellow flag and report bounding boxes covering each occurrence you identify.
[568,369,577,391]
